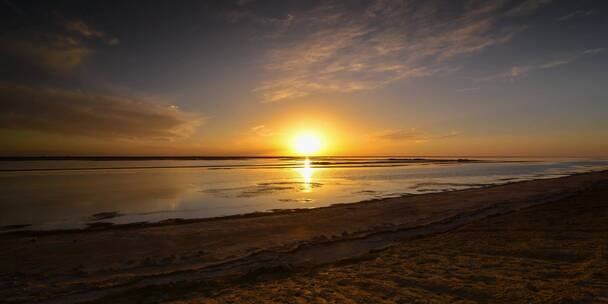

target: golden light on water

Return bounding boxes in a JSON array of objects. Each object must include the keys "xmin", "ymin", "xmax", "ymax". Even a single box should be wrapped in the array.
[
  {"xmin": 295, "ymin": 158, "xmax": 315, "ymax": 193},
  {"xmin": 290, "ymin": 131, "xmax": 323, "ymax": 192}
]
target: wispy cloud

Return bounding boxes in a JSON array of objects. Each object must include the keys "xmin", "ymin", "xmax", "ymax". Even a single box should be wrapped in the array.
[
  {"xmin": 250, "ymin": 125, "xmax": 278, "ymax": 137},
  {"xmin": 0, "ymin": 11, "xmax": 118, "ymax": 73},
  {"xmin": 1, "ymin": 39, "xmax": 93, "ymax": 72},
  {"xmin": 582, "ymin": 48, "xmax": 605, "ymax": 55},
  {"xmin": 55, "ymin": 12, "xmax": 120, "ymax": 45},
  {"xmin": 556, "ymin": 10, "xmax": 595, "ymax": 22},
  {"xmin": 455, "ymin": 87, "xmax": 481, "ymax": 93},
  {"xmin": 505, "ymin": 0, "xmax": 553, "ymax": 17},
  {"xmin": 479, "ymin": 48, "xmax": 605, "ymax": 81},
  {"xmin": 246, "ymin": 0, "xmax": 551, "ymax": 102},
  {"xmin": 374, "ymin": 128, "xmax": 460, "ymax": 143},
  {"xmin": 0, "ymin": 84, "xmax": 201, "ymax": 141}
]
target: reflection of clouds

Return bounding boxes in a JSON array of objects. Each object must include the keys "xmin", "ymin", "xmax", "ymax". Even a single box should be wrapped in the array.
[
  {"xmin": 278, "ymin": 198, "xmax": 313, "ymax": 203},
  {"xmin": 352, "ymin": 189, "xmax": 380, "ymax": 195},
  {"xmin": 203, "ymin": 181, "xmax": 322, "ymax": 198},
  {"xmin": 204, "ymin": 159, "xmax": 323, "ymax": 198},
  {"xmin": 409, "ymin": 182, "xmax": 491, "ymax": 189},
  {"xmin": 409, "ymin": 181, "xmax": 493, "ymax": 194},
  {"xmin": 0, "ymin": 171, "xmax": 188, "ymax": 227}
]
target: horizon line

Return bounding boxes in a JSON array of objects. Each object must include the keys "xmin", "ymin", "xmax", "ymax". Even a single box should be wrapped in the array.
[{"xmin": 0, "ymin": 155, "xmax": 605, "ymax": 160}]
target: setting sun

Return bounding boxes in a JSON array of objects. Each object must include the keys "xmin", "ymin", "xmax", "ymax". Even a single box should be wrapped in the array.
[{"xmin": 292, "ymin": 133, "xmax": 323, "ymax": 155}]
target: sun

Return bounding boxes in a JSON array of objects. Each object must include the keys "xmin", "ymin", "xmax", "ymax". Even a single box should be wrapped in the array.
[{"xmin": 292, "ymin": 133, "xmax": 323, "ymax": 156}]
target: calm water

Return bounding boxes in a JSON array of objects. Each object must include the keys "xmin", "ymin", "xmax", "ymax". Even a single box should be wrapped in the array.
[{"xmin": 1, "ymin": 157, "xmax": 607, "ymax": 231}]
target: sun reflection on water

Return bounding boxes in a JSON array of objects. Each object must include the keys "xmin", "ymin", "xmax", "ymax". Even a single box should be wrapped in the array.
[{"xmin": 295, "ymin": 158, "xmax": 315, "ymax": 192}]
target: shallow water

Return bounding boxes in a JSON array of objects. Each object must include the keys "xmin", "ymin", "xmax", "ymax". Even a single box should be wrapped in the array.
[{"xmin": 0, "ymin": 157, "xmax": 606, "ymax": 230}]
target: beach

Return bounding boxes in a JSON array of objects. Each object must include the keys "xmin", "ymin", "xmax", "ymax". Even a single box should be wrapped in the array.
[
  {"xmin": 1, "ymin": 170, "xmax": 607, "ymax": 303},
  {"xmin": 3, "ymin": 1, "xmax": 608, "ymax": 302},
  {"xmin": 166, "ymin": 170, "xmax": 608, "ymax": 304}
]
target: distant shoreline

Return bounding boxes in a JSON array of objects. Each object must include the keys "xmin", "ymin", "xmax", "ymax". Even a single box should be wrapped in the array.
[
  {"xmin": 0, "ymin": 157, "xmax": 484, "ymax": 172},
  {"xmin": 0, "ymin": 155, "xmax": 594, "ymax": 161},
  {"xmin": 0, "ymin": 156, "xmax": 288, "ymax": 161}
]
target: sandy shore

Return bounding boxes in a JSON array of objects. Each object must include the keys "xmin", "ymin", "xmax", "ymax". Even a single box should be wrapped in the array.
[
  {"xmin": 1, "ymin": 171, "xmax": 607, "ymax": 303},
  {"xmin": 160, "ymin": 171, "xmax": 608, "ymax": 304}
]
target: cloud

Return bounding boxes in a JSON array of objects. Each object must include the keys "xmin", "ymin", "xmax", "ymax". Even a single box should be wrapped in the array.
[
  {"xmin": 509, "ymin": 59, "xmax": 571, "ymax": 77},
  {"xmin": 62, "ymin": 20, "xmax": 119, "ymax": 45},
  {"xmin": 249, "ymin": 0, "xmax": 548, "ymax": 102},
  {"xmin": 582, "ymin": 48, "xmax": 605, "ymax": 55},
  {"xmin": 479, "ymin": 48, "xmax": 605, "ymax": 81},
  {"xmin": 0, "ymin": 84, "xmax": 201, "ymax": 141},
  {"xmin": 556, "ymin": 10, "xmax": 595, "ymax": 22},
  {"xmin": 505, "ymin": 0, "xmax": 553, "ymax": 17},
  {"xmin": 456, "ymin": 87, "xmax": 481, "ymax": 92},
  {"xmin": 374, "ymin": 129, "xmax": 460, "ymax": 143},
  {"xmin": 250, "ymin": 125, "xmax": 278, "ymax": 137},
  {"xmin": 0, "ymin": 11, "xmax": 118, "ymax": 74},
  {"xmin": 1, "ymin": 38, "xmax": 93, "ymax": 73},
  {"xmin": 53, "ymin": 11, "xmax": 119, "ymax": 45}
]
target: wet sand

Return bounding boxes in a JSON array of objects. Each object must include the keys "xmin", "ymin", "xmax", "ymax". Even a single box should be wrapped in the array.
[
  {"xmin": 161, "ymin": 171, "xmax": 608, "ymax": 304},
  {"xmin": 1, "ymin": 171, "xmax": 607, "ymax": 303}
]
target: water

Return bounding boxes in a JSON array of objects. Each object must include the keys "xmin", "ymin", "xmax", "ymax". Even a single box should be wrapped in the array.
[{"xmin": 1, "ymin": 157, "xmax": 607, "ymax": 231}]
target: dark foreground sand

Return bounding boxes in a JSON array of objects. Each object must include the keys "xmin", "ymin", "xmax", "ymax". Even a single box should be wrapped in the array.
[{"xmin": 1, "ymin": 171, "xmax": 607, "ymax": 303}]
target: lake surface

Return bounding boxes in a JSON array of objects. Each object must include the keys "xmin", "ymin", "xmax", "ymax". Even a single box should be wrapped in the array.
[{"xmin": 1, "ymin": 157, "xmax": 607, "ymax": 231}]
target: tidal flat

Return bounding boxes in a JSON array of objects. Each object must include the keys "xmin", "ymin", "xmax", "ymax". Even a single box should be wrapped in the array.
[{"xmin": 1, "ymin": 170, "xmax": 607, "ymax": 303}]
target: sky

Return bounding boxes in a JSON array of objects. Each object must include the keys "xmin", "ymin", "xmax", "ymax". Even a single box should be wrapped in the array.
[{"xmin": 1, "ymin": 0, "xmax": 607, "ymax": 157}]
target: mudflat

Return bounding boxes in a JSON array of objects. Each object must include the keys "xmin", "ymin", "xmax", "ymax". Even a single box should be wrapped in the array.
[
  {"xmin": 1, "ymin": 171, "xmax": 607, "ymax": 303},
  {"xmin": 161, "ymin": 170, "xmax": 608, "ymax": 304}
]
